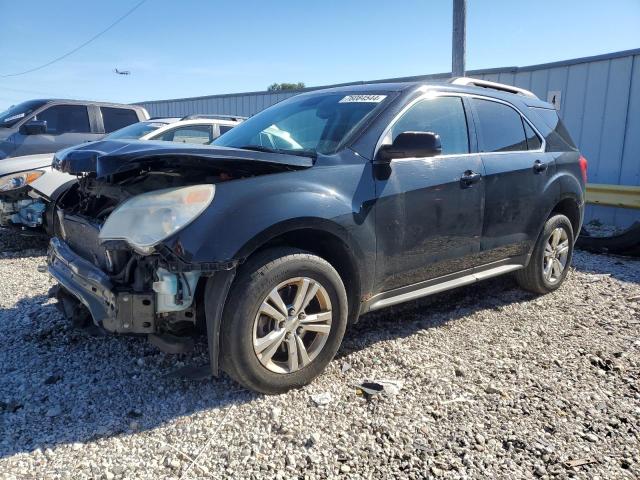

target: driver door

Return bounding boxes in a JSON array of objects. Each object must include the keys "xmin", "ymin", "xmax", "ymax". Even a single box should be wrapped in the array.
[
  {"xmin": 12, "ymin": 104, "xmax": 100, "ymax": 156},
  {"xmin": 374, "ymin": 95, "xmax": 485, "ymax": 292}
]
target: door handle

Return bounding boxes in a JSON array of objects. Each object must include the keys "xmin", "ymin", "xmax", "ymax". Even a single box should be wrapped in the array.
[
  {"xmin": 533, "ymin": 160, "xmax": 548, "ymax": 173},
  {"xmin": 460, "ymin": 170, "xmax": 482, "ymax": 188}
]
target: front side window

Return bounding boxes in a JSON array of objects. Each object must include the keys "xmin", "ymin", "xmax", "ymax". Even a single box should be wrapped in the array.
[
  {"xmin": 101, "ymin": 107, "xmax": 139, "ymax": 133},
  {"xmin": 213, "ymin": 92, "xmax": 390, "ymax": 156},
  {"xmin": 35, "ymin": 105, "xmax": 91, "ymax": 134},
  {"xmin": 154, "ymin": 125, "xmax": 213, "ymax": 144},
  {"xmin": 390, "ymin": 96, "xmax": 469, "ymax": 155},
  {"xmin": 472, "ymin": 99, "xmax": 528, "ymax": 152}
]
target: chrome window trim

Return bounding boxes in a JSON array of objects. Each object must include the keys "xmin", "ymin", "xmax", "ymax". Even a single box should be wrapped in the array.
[{"xmin": 373, "ymin": 89, "xmax": 546, "ymax": 160}]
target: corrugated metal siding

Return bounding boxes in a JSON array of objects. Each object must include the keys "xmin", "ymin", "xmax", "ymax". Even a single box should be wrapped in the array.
[
  {"xmin": 140, "ymin": 91, "xmax": 300, "ymax": 118},
  {"xmin": 137, "ymin": 49, "xmax": 640, "ymax": 227}
]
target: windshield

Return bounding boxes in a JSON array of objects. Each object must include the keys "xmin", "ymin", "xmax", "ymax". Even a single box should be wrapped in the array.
[
  {"xmin": 105, "ymin": 121, "xmax": 169, "ymax": 140},
  {"xmin": 213, "ymin": 92, "xmax": 389, "ymax": 155},
  {"xmin": 0, "ymin": 100, "xmax": 47, "ymax": 128}
]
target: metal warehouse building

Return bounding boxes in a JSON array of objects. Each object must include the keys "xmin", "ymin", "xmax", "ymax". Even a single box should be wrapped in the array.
[{"xmin": 137, "ymin": 48, "xmax": 640, "ymax": 227}]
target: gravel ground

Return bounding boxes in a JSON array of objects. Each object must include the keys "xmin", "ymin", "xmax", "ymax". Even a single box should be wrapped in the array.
[{"xmin": 1, "ymin": 227, "xmax": 639, "ymax": 480}]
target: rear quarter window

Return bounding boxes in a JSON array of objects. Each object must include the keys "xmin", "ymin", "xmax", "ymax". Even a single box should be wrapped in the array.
[
  {"xmin": 529, "ymin": 107, "xmax": 577, "ymax": 151},
  {"xmin": 101, "ymin": 107, "xmax": 140, "ymax": 133}
]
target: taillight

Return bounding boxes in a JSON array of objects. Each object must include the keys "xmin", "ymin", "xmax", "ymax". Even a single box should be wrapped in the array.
[{"xmin": 579, "ymin": 155, "xmax": 588, "ymax": 184}]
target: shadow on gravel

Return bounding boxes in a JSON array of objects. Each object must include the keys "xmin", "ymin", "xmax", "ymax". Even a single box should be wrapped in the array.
[
  {"xmin": 0, "ymin": 293, "xmax": 259, "ymax": 459},
  {"xmin": 0, "ymin": 250, "xmax": 625, "ymax": 459},
  {"xmin": 340, "ymin": 274, "xmax": 533, "ymax": 361}
]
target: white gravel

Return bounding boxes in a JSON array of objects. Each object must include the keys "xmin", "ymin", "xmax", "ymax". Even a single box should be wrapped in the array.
[{"xmin": 1, "ymin": 227, "xmax": 639, "ymax": 479}]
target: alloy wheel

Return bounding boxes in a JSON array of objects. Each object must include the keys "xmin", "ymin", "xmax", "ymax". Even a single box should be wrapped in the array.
[
  {"xmin": 543, "ymin": 227, "xmax": 570, "ymax": 284},
  {"xmin": 252, "ymin": 277, "xmax": 332, "ymax": 374}
]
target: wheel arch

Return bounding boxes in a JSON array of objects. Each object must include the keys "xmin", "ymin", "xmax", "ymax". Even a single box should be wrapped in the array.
[
  {"xmin": 549, "ymin": 195, "xmax": 582, "ymax": 238},
  {"xmin": 234, "ymin": 219, "xmax": 365, "ymax": 325}
]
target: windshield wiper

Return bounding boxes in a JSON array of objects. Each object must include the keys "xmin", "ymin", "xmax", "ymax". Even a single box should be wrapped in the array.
[
  {"xmin": 238, "ymin": 145, "xmax": 281, "ymax": 154},
  {"xmin": 278, "ymin": 148, "xmax": 317, "ymax": 159},
  {"xmin": 238, "ymin": 144, "xmax": 316, "ymax": 159}
]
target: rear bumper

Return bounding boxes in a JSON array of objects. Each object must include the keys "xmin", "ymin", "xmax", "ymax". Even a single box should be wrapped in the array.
[{"xmin": 47, "ymin": 237, "xmax": 155, "ymax": 333}]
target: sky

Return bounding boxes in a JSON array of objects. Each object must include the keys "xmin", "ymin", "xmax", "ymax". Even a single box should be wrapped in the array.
[{"xmin": 1, "ymin": 0, "xmax": 639, "ymax": 109}]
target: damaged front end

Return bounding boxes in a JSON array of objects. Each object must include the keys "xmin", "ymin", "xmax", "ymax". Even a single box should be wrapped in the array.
[
  {"xmin": 0, "ymin": 171, "xmax": 47, "ymax": 230},
  {"xmin": 0, "ymin": 195, "xmax": 47, "ymax": 229},
  {"xmin": 49, "ymin": 176, "xmax": 232, "ymax": 349},
  {"xmin": 46, "ymin": 141, "xmax": 311, "ymax": 357}
]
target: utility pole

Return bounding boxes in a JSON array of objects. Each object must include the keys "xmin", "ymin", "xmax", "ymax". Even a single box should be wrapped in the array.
[{"xmin": 452, "ymin": 0, "xmax": 466, "ymax": 77}]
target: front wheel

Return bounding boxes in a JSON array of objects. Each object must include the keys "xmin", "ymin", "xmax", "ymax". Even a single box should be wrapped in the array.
[
  {"xmin": 516, "ymin": 214, "xmax": 574, "ymax": 294},
  {"xmin": 219, "ymin": 248, "xmax": 348, "ymax": 394}
]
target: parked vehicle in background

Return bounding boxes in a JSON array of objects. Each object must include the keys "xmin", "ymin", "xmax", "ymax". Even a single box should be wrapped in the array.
[
  {"xmin": 45, "ymin": 79, "xmax": 585, "ymax": 394},
  {"xmin": 0, "ymin": 115, "xmax": 243, "ymax": 233},
  {"xmin": 0, "ymin": 99, "xmax": 149, "ymax": 159}
]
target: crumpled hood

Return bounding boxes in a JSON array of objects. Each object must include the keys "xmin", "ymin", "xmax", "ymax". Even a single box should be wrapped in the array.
[
  {"xmin": 0, "ymin": 153, "xmax": 55, "ymax": 177},
  {"xmin": 53, "ymin": 140, "xmax": 313, "ymax": 178}
]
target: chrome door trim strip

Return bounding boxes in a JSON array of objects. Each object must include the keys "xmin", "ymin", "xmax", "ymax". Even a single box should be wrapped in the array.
[{"xmin": 367, "ymin": 263, "xmax": 523, "ymax": 311}]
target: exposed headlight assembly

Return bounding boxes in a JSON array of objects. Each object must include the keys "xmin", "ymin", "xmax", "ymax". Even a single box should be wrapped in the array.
[
  {"xmin": 99, "ymin": 184, "xmax": 215, "ymax": 254},
  {"xmin": 0, "ymin": 170, "xmax": 44, "ymax": 192}
]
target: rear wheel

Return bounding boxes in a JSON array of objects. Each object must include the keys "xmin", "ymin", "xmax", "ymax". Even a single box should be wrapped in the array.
[
  {"xmin": 220, "ymin": 248, "xmax": 348, "ymax": 394},
  {"xmin": 516, "ymin": 214, "xmax": 574, "ymax": 294}
]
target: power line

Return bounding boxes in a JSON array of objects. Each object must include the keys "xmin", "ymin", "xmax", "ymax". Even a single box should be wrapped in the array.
[{"xmin": 0, "ymin": 0, "xmax": 147, "ymax": 78}]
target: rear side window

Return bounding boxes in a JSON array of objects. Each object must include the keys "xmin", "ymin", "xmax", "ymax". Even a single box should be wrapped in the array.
[
  {"xmin": 219, "ymin": 125, "xmax": 233, "ymax": 135},
  {"xmin": 101, "ymin": 107, "xmax": 139, "ymax": 133},
  {"xmin": 391, "ymin": 96, "xmax": 469, "ymax": 154},
  {"xmin": 156, "ymin": 125, "xmax": 213, "ymax": 144},
  {"xmin": 529, "ymin": 107, "xmax": 577, "ymax": 150},
  {"xmin": 35, "ymin": 105, "xmax": 91, "ymax": 134},
  {"xmin": 471, "ymin": 99, "xmax": 528, "ymax": 152}
]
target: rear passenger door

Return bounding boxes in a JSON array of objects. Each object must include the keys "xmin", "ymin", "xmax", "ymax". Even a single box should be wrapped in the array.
[
  {"xmin": 12, "ymin": 104, "xmax": 101, "ymax": 156},
  {"xmin": 469, "ymin": 97, "xmax": 553, "ymax": 264},
  {"xmin": 374, "ymin": 95, "xmax": 485, "ymax": 292}
]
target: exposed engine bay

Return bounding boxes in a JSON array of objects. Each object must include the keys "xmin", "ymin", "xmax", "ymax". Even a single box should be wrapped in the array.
[
  {"xmin": 52, "ymin": 163, "xmax": 239, "ymax": 343},
  {"xmin": 46, "ymin": 141, "xmax": 313, "ymax": 354},
  {"xmin": 0, "ymin": 194, "xmax": 47, "ymax": 229}
]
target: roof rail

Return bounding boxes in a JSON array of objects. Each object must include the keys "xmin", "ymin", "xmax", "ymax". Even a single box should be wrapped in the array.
[
  {"xmin": 448, "ymin": 77, "xmax": 538, "ymax": 99},
  {"xmin": 180, "ymin": 114, "xmax": 248, "ymax": 122}
]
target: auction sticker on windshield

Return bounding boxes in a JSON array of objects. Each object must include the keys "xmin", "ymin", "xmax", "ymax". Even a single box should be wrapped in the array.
[{"xmin": 339, "ymin": 95, "xmax": 387, "ymax": 103}]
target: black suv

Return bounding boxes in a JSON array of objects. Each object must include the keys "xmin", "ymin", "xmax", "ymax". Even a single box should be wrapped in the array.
[
  {"xmin": 46, "ymin": 78, "xmax": 586, "ymax": 393},
  {"xmin": 0, "ymin": 99, "xmax": 148, "ymax": 159}
]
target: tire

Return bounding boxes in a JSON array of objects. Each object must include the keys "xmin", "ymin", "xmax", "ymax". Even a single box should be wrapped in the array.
[
  {"xmin": 219, "ymin": 247, "xmax": 348, "ymax": 394},
  {"xmin": 516, "ymin": 214, "xmax": 574, "ymax": 294}
]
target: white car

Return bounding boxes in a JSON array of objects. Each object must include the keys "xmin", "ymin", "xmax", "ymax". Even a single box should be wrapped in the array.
[
  {"xmin": 109, "ymin": 115, "xmax": 241, "ymax": 143},
  {"xmin": 0, "ymin": 115, "xmax": 243, "ymax": 232}
]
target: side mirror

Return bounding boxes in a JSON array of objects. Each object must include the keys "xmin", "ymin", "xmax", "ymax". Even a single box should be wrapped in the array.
[
  {"xmin": 20, "ymin": 120, "xmax": 47, "ymax": 135},
  {"xmin": 376, "ymin": 131, "xmax": 442, "ymax": 162}
]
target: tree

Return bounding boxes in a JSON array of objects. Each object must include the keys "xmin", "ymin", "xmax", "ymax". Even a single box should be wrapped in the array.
[{"xmin": 267, "ymin": 82, "xmax": 306, "ymax": 91}]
